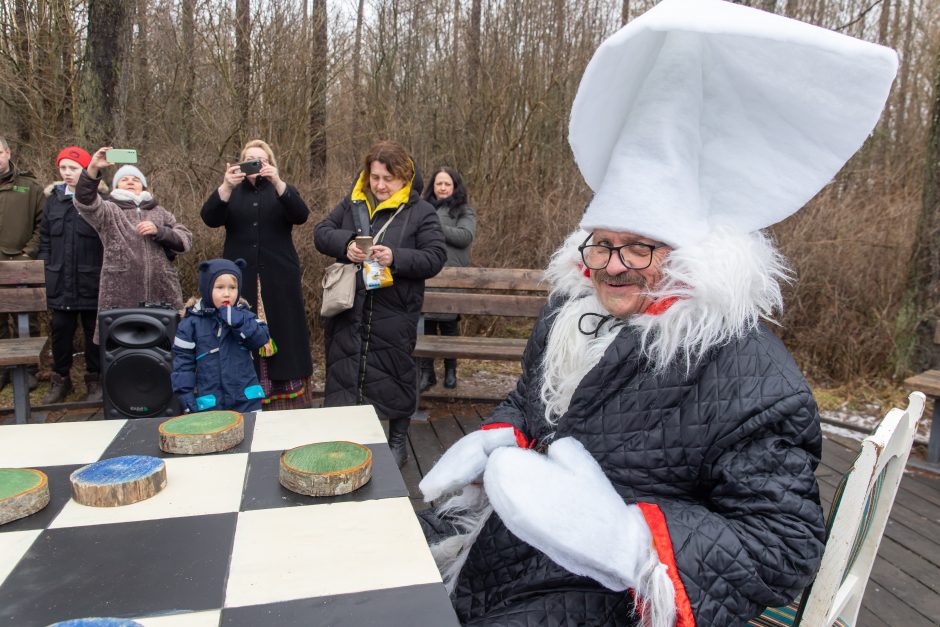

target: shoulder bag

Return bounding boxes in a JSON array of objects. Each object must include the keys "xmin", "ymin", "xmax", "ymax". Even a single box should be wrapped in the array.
[{"xmin": 320, "ymin": 205, "xmax": 405, "ymax": 318}]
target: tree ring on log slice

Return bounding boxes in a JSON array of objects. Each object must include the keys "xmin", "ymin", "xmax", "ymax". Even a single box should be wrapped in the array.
[
  {"xmin": 70, "ymin": 456, "xmax": 167, "ymax": 507},
  {"xmin": 0, "ymin": 468, "xmax": 50, "ymax": 525},
  {"xmin": 279, "ymin": 441, "xmax": 373, "ymax": 497},
  {"xmin": 49, "ymin": 620, "xmax": 143, "ymax": 627},
  {"xmin": 159, "ymin": 410, "xmax": 245, "ymax": 454}
]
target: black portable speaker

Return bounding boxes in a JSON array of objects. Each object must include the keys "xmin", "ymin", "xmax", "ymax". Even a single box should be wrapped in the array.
[{"xmin": 99, "ymin": 308, "xmax": 181, "ymax": 419}]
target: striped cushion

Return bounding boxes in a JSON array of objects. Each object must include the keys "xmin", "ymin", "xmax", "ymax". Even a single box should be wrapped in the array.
[{"xmin": 748, "ymin": 595, "xmax": 848, "ymax": 626}]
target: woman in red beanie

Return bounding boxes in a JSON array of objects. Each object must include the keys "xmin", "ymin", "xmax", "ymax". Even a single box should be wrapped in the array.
[{"xmin": 37, "ymin": 146, "xmax": 105, "ymax": 403}]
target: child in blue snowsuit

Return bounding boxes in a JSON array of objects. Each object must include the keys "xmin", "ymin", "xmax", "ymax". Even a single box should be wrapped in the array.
[{"xmin": 172, "ymin": 258, "xmax": 270, "ymax": 412}]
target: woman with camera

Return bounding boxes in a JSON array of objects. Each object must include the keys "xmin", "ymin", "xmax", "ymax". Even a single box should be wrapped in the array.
[
  {"xmin": 201, "ymin": 139, "xmax": 313, "ymax": 410},
  {"xmin": 314, "ymin": 141, "xmax": 446, "ymax": 467}
]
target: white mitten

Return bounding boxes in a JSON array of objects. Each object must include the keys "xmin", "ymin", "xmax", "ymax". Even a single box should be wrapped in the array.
[
  {"xmin": 483, "ymin": 437, "xmax": 653, "ymax": 591},
  {"xmin": 419, "ymin": 427, "xmax": 518, "ymax": 502}
]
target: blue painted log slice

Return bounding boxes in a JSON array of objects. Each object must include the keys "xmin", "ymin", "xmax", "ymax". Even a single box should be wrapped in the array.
[{"xmin": 69, "ymin": 456, "xmax": 167, "ymax": 507}]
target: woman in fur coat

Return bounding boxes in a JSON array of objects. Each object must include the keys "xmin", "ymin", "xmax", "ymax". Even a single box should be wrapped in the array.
[{"xmin": 75, "ymin": 147, "xmax": 192, "ymax": 343}]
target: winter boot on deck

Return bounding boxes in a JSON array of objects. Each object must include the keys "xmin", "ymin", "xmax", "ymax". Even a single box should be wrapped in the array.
[
  {"xmin": 41, "ymin": 372, "xmax": 72, "ymax": 405},
  {"xmin": 418, "ymin": 360, "xmax": 436, "ymax": 393},
  {"xmin": 388, "ymin": 418, "xmax": 411, "ymax": 468},
  {"xmin": 443, "ymin": 362, "xmax": 457, "ymax": 389},
  {"xmin": 84, "ymin": 373, "xmax": 103, "ymax": 403}
]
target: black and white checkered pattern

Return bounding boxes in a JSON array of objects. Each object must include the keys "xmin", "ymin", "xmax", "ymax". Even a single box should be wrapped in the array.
[{"xmin": 0, "ymin": 408, "xmax": 458, "ymax": 626}]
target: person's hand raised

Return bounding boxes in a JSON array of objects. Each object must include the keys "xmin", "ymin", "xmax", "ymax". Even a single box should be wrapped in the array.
[
  {"xmin": 137, "ymin": 220, "xmax": 158, "ymax": 237},
  {"xmin": 221, "ymin": 163, "xmax": 246, "ymax": 191},
  {"xmin": 87, "ymin": 147, "xmax": 113, "ymax": 179},
  {"xmin": 259, "ymin": 162, "xmax": 282, "ymax": 188}
]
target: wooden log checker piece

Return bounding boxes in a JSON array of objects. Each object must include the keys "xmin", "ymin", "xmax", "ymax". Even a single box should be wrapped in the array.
[
  {"xmin": 0, "ymin": 467, "xmax": 50, "ymax": 525},
  {"xmin": 279, "ymin": 441, "xmax": 373, "ymax": 497},
  {"xmin": 70, "ymin": 456, "xmax": 167, "ymax": 507},
  {"xmin": 159, "ymin": 410, "xmax": 245, "ymax": 455}
]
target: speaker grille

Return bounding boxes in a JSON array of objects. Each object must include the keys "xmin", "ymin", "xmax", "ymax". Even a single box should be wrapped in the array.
[
  {"xmin": 104, "ymin": 351, "xmax": 175, "ymax": 418},
  {"xmin": 106, "ymin": 315, "xmax": 171, "ymax": 350}
]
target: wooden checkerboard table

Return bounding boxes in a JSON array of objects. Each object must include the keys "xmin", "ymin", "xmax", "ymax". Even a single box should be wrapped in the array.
[{"xmin": 0, "ymin": 407, "xmax": 458, "ymax": 626}]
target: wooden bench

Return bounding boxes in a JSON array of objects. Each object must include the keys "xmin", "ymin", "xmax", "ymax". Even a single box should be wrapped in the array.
[
  {"xmin": 0, "ymin": 260, "xmax": 48, "ymax": 424},
  {"xmin": 903, "ymin": 326, "xmax": 940, "ymax": 465},
  {"xmin": 414, "ymin": 267, "xmax": 547, "ymax": 402}
]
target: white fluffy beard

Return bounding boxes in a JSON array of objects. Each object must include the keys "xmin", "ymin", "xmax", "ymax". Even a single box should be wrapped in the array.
[
  {"xmin": 539, "ymin": 292, "xmax": 622, "ymax": 425},
  {"xmin": 544, "ymin": 227, "xmax": 791, "ymax": 386}
]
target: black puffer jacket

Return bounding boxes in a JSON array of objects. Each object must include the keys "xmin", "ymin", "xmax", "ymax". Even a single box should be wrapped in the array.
[
  {"xmin": 38, "ymin": 183, "xmax": 103, "ymax": 310},
  {"xmin": 314, "ymin": 172, "xmax": 446, "ymax": 420},
  {"xmin": 453, "ymin": 301, "xmax": 826, "ymax": 626}
]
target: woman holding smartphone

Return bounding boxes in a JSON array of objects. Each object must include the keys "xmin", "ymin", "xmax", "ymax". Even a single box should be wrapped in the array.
[
  {"xmin": 201, "ymin": 139, "xmax": 313, "ymax": 410},
  {"xmin": 314, "ymin": 141, "xmax": 446, "ymax": 467}
]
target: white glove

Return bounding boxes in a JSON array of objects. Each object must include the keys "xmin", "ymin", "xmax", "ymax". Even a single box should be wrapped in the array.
[
  {"xmin": 483, "ymin": 436, "xmax": 653, "ymax": 591},
  {"xmin": 419, "ymin": 427, "xmax": 518, "ymax": 502}
]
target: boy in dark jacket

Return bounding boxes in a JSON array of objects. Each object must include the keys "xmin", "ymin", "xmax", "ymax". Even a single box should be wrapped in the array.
[
  {"xmin": 38, "ymin": 146, "xmax": 104, "ymax": 403},
  {"xmin": 172, "ymin": 258, "xmax": 269, "ymax": 413}
]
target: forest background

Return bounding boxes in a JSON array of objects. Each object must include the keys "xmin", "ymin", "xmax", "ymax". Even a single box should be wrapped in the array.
[{"xmin": 2, "ymin": 0, "xmax": 939, "ymax": 400}]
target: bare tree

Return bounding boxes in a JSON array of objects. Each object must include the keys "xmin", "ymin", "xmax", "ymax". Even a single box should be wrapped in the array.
[
  {"xmin": 235, "ymin": 0, "xmax": 251, "ymax": 141},
  {"xmin": 79, "ymin": 0, "xmax": 130, "ymax": 143},
  {"xmin": 181, "ymin": 0, "xmax": 196, "ymax": 151},
  {"xmin": 897, "ymin": 47, "xmax": 940, "ymax": 373},
  {"xmin": 309, "ymin": 0, "xmax": 328, "ymax": 189}
]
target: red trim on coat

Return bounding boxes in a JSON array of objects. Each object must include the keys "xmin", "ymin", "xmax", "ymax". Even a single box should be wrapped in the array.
[
  {"xmin": 637, "ymin": 502, "xmax": 696, "ymax": 627},
  {"xmin": 481, "ymin": 422, "xmax": 532, "ymax": 448},
  {"xmin": 642, "ymin": 296, "xmax": 679, "ymax": 316}
]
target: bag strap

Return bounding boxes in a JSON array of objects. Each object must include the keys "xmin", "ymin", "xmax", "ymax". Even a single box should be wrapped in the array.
[{"xmin": 373, "ymin": 205, "xmax": 405, "ymax": 245}]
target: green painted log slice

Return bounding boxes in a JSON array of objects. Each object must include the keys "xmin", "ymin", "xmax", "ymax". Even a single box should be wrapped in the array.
[
  {"xmin": 0, "ymin": 468, "xmax": 50, "ymax": 525},
  {"xmin": 159, "ymin": 411, "xmax": 244, "ymax": 454},
  {"xmin": 279, "ymin": 441, "xmax": 372, "ymax": 496}
]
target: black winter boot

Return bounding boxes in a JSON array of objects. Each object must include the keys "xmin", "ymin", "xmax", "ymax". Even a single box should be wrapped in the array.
[
  {"xmin": 42, "ymin": 372, "xmax": 72, "ymax": 405},
  {"xmin": 418, "ymin": 361, "xmax": 437, "ymax": 393},
  {"xmin": 443, "ymin": 364, "xmax": 457, "ymax": 389},
  {"xmin": 84, "ymin": 373, "xmax": 103, "ymax": 403},
  {"xmin": 387, "ymin": 418, "xmax": 411, "ymax": 468}
]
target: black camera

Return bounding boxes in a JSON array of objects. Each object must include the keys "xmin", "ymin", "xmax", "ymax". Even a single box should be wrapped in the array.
[{"xmin": 238, "ymin": 159, "xmax": 262, "ymax": 175}]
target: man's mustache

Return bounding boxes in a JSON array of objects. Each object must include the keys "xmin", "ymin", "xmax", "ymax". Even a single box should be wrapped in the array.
[{"xmin": 594, "ymin": 269, "xmax": 647, "ymax": 288}]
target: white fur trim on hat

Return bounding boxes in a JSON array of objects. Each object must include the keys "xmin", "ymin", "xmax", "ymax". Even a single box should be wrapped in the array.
[
  {"xmin": 570, "ymin": 0, "xmax": 898, "ymax": 248},
  {"xmin": 112, "ymin": 165, "xmax": 147, "ymax": 190}
]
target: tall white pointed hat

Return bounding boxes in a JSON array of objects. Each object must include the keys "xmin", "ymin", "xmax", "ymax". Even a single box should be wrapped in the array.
[{"xmin": 571, "ymin": 0, "xmax": 898, "ymax": 248}]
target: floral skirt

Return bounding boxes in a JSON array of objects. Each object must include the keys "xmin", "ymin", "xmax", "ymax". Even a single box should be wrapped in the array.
[{"xmin": 259, "ymin": 357, "xmax": 313, "ymax": 411}]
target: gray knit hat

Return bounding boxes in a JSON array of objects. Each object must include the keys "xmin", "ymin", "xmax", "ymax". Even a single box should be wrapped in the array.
[{"xmin": 112, "ymin": 165, "xmax": 148, "ymax": 190}]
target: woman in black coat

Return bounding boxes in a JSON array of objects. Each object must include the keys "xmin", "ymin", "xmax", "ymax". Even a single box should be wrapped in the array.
[
  {"xmin": 201, "ymin": 139, "xmax": 313, "ymax": 409},
  {"xmin": 314, "ymin": 141, "xmax": 446, "ymax": 467}
]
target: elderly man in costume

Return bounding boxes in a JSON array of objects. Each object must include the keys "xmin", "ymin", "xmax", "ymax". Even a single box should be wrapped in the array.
[{"xmin": 417, "ymin": 1, "xmax": 898, "ymax": 625}]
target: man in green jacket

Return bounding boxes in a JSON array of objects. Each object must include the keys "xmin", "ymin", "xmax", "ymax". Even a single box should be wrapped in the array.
[{"xmin": 0, "ymin": 136, "xmax": 44, "ymax": 390}]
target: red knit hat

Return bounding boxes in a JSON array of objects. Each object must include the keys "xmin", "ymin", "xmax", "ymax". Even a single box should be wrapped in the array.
[{"xmin": 56, "ymin": 146, "xmax": 91, "ymax": 168}]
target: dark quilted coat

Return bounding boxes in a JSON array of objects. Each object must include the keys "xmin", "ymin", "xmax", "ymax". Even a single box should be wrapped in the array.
[
  {"xmin": 313, "ymin": 176, "xmax": 446, "ymax": 420},
  {"xmin": 453, "ymin": 299, "xmax": 826, "ymax": 626},
  {"xmin": 38, "ymin": 184, "xmax": 103, "ymax": 311}
]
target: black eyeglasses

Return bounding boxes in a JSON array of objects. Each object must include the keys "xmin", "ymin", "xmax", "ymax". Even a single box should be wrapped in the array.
[{"xmin": 578, "ymin": 233, "xmax": 664, "ymax": 270}]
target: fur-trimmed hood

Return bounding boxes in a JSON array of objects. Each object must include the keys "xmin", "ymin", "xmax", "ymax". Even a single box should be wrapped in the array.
[
  {"xmin": 546, "ymin": 226, "xmax": 791, "ymax": 372},
  {"xmin": 45, "ymin": 180, "xmax": 109, "ymax": 197}
]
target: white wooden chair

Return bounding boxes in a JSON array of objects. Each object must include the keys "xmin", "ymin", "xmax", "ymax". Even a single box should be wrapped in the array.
[{"xmin": 750, "ymin": 391, "xmax": 926, "ymax": 627}]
